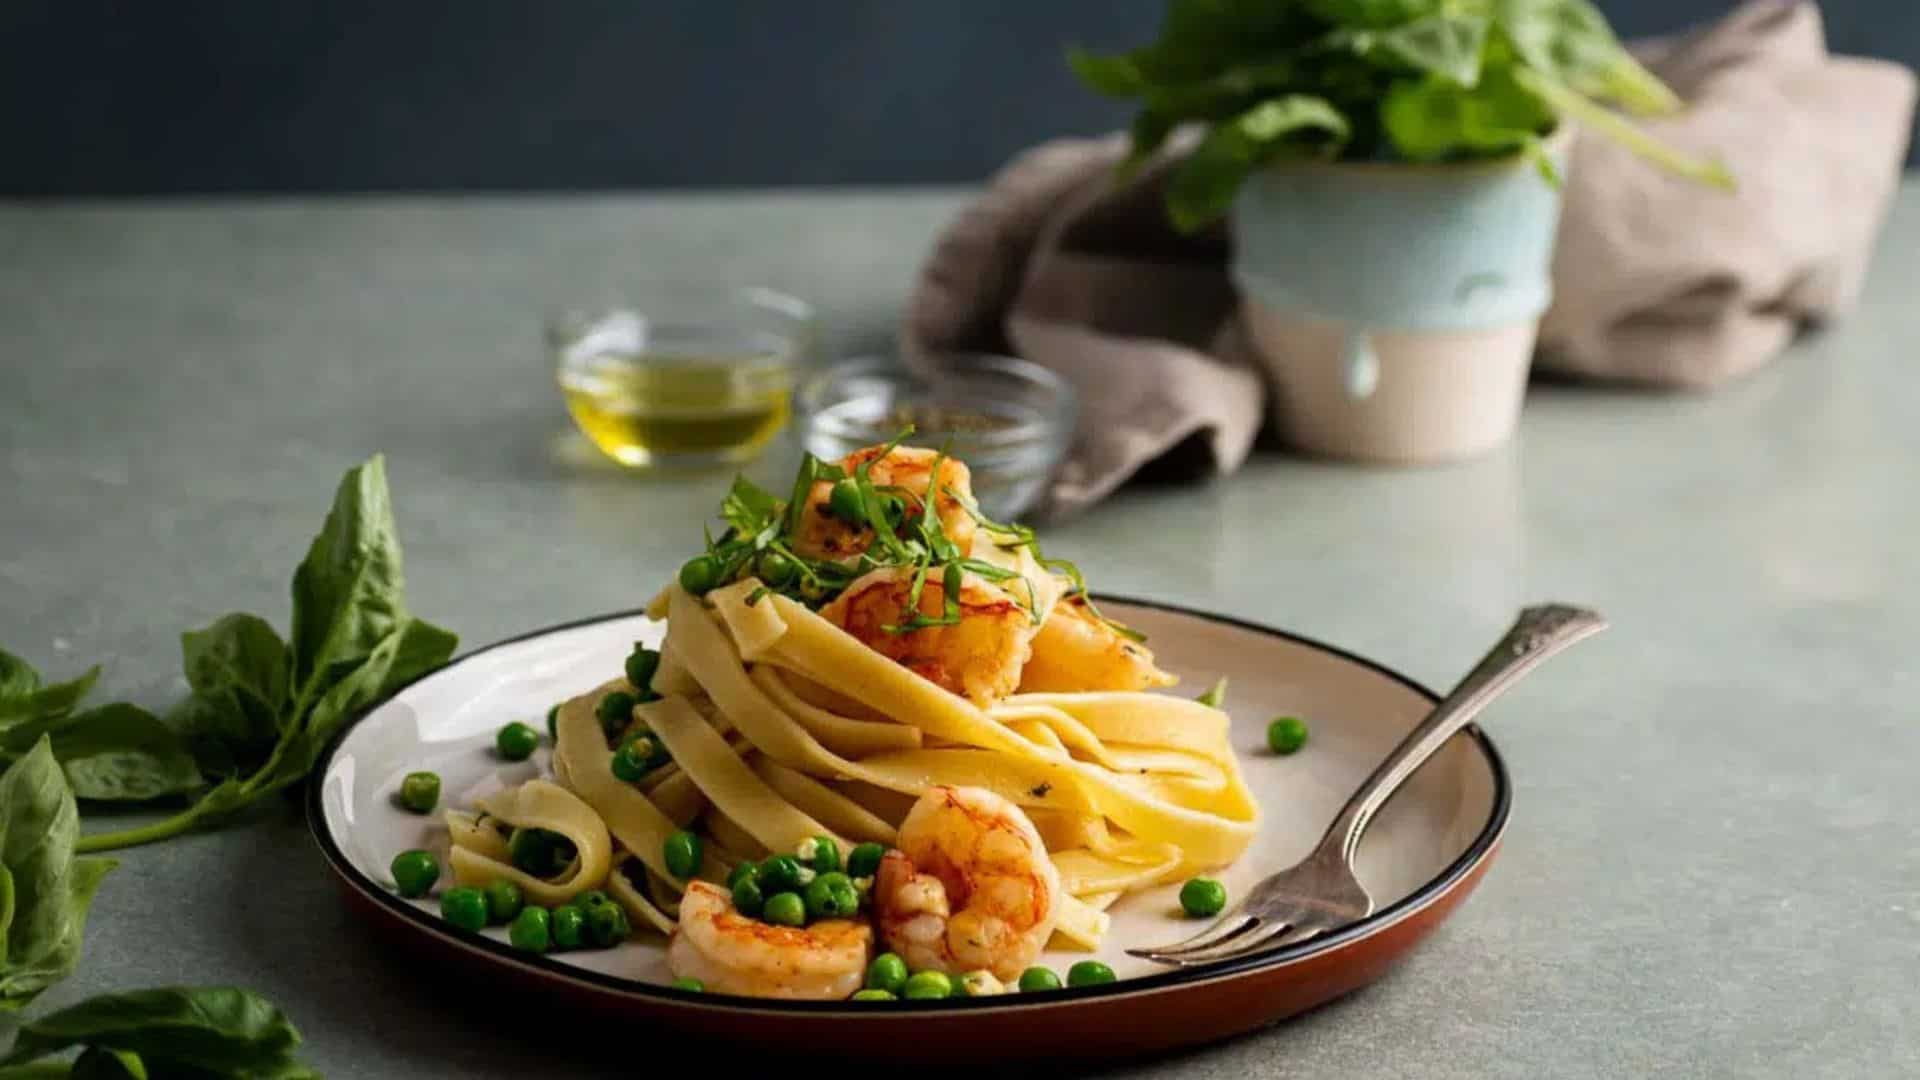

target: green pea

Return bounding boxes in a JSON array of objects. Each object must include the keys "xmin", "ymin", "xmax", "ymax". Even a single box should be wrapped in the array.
[
  {"xmin": 611, "ymin": 735, "xmax": 660, "ymax": 782},
  {"xmin": 1067, "ymin": 960, "xmax": 1116, "ymax": 987},
  {"xmin": 545, "ymin": 704, "xmax": 560, "ymax": 740},
  {"xmin": 759, "ymin": 854, "xmax": 804, "ymax": 893},
  {"xmin": 1017, "ymin": 966, "xmax": 1062, "ymax": 992},
  {"xmin": 495, "ymin": 721, "xmax": 538, "ymax": 761},
  {"xmin": 731, "ymin": 876, "xmax": 766, "ymax": 917},
  {"xmin": 439, "ymin": 886, "xmax": 489, "ymax": 932},
  {"xmin": 865, "ymin": 953, "xmax": 909, "ymax": 995},
  {"xmin": 902, "ymin": 971, "xmax": 954, "ymax": 1000},
  {"xmin": 484, "ymin": 879, "xmax": 524, "ymax": 924},
  {"xmin": 845, "ymin": 841, "xmax": 886, "ymax": 879},
  {"xmin": 801, "ymin": 835, "xmax": 840, "ymax": 874},
  {"xmin": 828, "ymin": 478, "xmax": 866, "ymax": 522},
  {"xmin": 804, "ymin": 872, "xmax": 858, "ymax": 919},
  {"xmin": 757, "ymin": 550, "xmax": 798, "ymax": 587},
  {"xmin": 1267, "ymin": 716, "xmax": 1309, "ymax": 755},
  {"xmin": 762, "ymin": 891, "xmax": 806, "ymax": 927},
  {"xmin": 624, "ymin": 646, "xmax": 661, "ymax": 692},
  {"xmin": 727, "ymin": 861, "xmax": 759, "ymax": 890},
  {"xmin": 670, "ymin": 977, "xmax": 704, "ymax": 992},
  {"xmin": 595, "ymin": 691, "xmax": 638, "ymax": 741},
  {"xmin": 390, "ymin": 849, "xmax": 440, "ymax": 898},
  {"xmin": 551, "ymin": 905, "xmax": 586, "ymax": 950},
  {"xmin": 508, "ymin": 828, "xmax": 578, "ymax": 879},
  {"xmin": 678, "ymin": 555, "xmax": 722, "ymax": 596},
  {"xmin": 1179, "ymin": 877, "xmax": 1228, "ymax": 918},
  {"xmin": 585, "ymin": 900, "xmax": 631, "ymax": 947},
  {"xmin": 397, "ymin": 771, "xmax": 440, "ymax": 814},
  {"xmin": 570, "ymin": 889, "xmax": 612, "ymax": 911},
  {"xmin": 507, "ymin": 906, "xmax": 551, "ymax": 952},
  {"xmin": 664, "ymin": 830, "xmax": 703, "ymax": 880},
  {"xmin": 850, "ymin": 989, "xmax": 896, "ymax": 1002}
]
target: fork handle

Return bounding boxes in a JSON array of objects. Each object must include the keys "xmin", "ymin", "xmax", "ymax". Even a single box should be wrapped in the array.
[{"xmin": 1319, "ymin": 604, "xmax": 1607, "ymax": 862}]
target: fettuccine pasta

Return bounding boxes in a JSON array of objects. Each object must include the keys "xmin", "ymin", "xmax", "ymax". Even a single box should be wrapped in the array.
[{"xmin": 441, "ymin": 438, "xmax": 1260, "ymax": 998}]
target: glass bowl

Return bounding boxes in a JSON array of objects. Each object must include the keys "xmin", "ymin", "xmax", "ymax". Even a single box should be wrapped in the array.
[
  {"xmin": 548, "ymin": 287, "xmax": 816, "ymax": 469},
  {"xmin": 798, "ymin": 354, "xmax": 1077, "ymax": 521}
]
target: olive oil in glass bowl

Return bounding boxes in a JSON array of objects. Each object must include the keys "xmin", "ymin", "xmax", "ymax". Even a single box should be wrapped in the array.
[{"xmin": 550, "ymin": 287, "xmax": 815, "ymax": 469}]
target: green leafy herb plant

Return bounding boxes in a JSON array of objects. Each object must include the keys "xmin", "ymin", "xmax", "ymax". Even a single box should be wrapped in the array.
[{"xmin": 1071, "ymin": 0, "xmax": 1735, "ymax": 230}]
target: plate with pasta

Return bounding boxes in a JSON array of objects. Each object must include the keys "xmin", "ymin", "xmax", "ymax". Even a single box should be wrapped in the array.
[{"xmin": 308, "ymin": 438, "xmax": 1510, "ymax": 1061}]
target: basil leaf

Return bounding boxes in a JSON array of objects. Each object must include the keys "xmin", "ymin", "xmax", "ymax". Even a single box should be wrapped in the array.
[
  {"xmin": 1369, "ymin": 14, "xmax": 1488, "ymax": 87},
  {"xmin": 0, "ymin": 740, "xmax": 117, "ymax": 1009},
  {"xmin": 1067, "ymin": 46, "xmax": 1150, "ymax": 98},
  {"xmin": 0, "ymin": 647, "xmax": 201, "ymax": 804},
  {"xmin": 0, "ymin": 667, "xmax": 100, "ymax": 731},
  {"xmin": 0, "ymin": 650, "xmax": 39, "ymax": 701},
  {"xmin": 175, "ymin": 614, "xmax": 290, "ymax": 771},
  {"xmin": 719, "ymin": 476, "xmax": 781, "ymax": 540},
  {"xmin": 0, "ymin": 1064, "xmax": 76, "ymax": 1079},
  {"xmin": 1167, "ymin": 95, "xmax": 1350, "ymax": 232},
  {"xmin": 287, "ymin": 455, "xmax": 411, "ymax": 700},
  {"xmin": 1381, "ymin": 65, "xmax": 1554, "ymax": 161},
  {"xmin": 0, "ymin": 987, "xmax": 309, "ymax": 1076},
  {"xmin": 49, "ymin": 706, "xmax": 203, "ymax": 804},
  {"xmin": 1303, "ymin": 0, "xmax": 1439, "ymax": 29},
  {"xmin": 376, "ymin": 617, "xmax": 457, "ymax": 701},
  {"xmin": 71, "ymin": 1048, "xmax": 146, "ymax": 1080},
  {"xmin": 1495, "ymin": 0, "xmax": 1677, "ymax": 116}
]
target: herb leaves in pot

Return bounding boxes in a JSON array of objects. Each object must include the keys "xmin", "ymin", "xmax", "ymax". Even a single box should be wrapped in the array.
[{"xmin": 1070, "ymin": 0, "xmax": 1735, "ymax": 231}]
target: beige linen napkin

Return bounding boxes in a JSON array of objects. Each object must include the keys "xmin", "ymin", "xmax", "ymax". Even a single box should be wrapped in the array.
[
  {"xmin": 904, "ymin": 131, "xmax": 1264, "ymax": 514},
  {"xmin": 1538, "ymin": 0, "xmax": 1917, "ymax": 386},
  {"xmin": 904, "ymin": 0, "xmax": 1916, "ymax": 513}
]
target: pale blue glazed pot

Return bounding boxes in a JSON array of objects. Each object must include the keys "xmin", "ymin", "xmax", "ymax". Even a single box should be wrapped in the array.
[{"xmin": 1232, "ymin": 133, "xmax": 1570, "ymax": 462}]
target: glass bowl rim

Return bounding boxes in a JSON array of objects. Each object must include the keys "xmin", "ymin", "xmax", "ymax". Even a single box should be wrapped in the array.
[
  {"xmin": 545, "ymin": 285, "xmax": 818, "ymax": 348},
  {"xmin": 799, "ymin": 353, "xmax": 1078, "ymax": 452}
]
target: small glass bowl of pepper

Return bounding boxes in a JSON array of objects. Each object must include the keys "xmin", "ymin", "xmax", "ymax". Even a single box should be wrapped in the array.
[{"xmin": 798, "ymin": 353, "xmax": 1077, "ymax": 522}]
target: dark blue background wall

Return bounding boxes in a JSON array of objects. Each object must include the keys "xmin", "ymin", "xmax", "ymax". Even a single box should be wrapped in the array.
[{"xmin": 2, "ymin": 0, "xmax": 1911, "ymax": 195}]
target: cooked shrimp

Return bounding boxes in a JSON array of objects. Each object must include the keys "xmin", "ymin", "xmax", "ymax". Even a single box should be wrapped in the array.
[
  {"xmin": 820, "ymin": 566, "xmax": 1035, "ymax": 706},
  {"xmin": 873, "ymin": 785, "xmax": 1060, "ymax": 982},
  {"xmin": 667, "ymin": 881, "xmax": 872, "ymax": 1000},
  {"xmin": 1018, "ymin": 591, "xmax": 1175, "ymax": 693},
  {"xmin": 790, "ymin": 445, "xmax": 978, "ymax": 563}
]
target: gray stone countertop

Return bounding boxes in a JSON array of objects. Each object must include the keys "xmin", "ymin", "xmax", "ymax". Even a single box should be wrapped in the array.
[{"xmin": 2, "ymin": 187, "xmax": 1915, "ymax": 1078}]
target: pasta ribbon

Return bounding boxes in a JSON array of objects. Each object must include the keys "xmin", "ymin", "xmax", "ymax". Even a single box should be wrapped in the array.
[
  {"xmin": 553, "ymin": 686, "xmax": 697, "ymax": 886},
  {"xmin": 446, "ymin": 780, "xmax": 612, "ymax": 906},
  {"xmin": 537, "ymin": 578, "xmax": 1258, "ymax": 952}
]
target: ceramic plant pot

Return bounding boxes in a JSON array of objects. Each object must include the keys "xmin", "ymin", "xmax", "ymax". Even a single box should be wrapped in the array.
[{"xmin": 1232, "ymin": 135, "xmax": 1569, "ymax": 464}]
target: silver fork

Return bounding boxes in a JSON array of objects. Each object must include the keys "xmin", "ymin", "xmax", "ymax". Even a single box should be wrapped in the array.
[{"xmin": 1128, "ymin": 603, "xmax": 1607, "ymax": 968}]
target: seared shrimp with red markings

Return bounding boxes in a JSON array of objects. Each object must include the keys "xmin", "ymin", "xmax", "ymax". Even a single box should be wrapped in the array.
[
  {"xmin": 790, "ymin": 446, "xmax": 978, "ymax": 563},
  {"xmin": 872, "ymin": 785, "xmax": 1060, "ymax": 982},
  {"xmin": 667, "ymin": 881, "xmax": 872, "ymax": 1000},
  {"xmin": 1018, "ymin": 590, "xmax": 1174, "ymax": 693},
  {"xmin": 820, "ymin": 567, "xmax": 1036, "ymax": 706}
]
